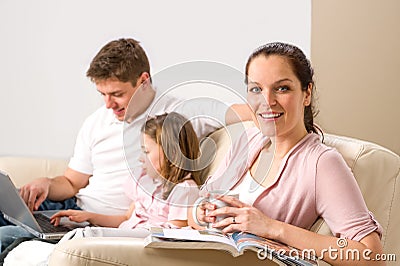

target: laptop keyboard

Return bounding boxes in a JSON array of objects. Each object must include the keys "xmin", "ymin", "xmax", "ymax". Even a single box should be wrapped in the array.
[{"xmin": 34, "ymin": 213, "xmax": 70, "ymax": 233}]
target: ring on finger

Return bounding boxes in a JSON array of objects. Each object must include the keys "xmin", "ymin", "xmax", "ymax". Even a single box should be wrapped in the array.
[{"xmin": 232, "ymin": 216, "xmax": 236, "ymax": 224}]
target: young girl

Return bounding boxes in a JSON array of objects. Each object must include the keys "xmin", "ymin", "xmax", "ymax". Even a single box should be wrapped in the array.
[{"xmin": 51, "ymin": 112, "xmax": 202, "ymax": 229}]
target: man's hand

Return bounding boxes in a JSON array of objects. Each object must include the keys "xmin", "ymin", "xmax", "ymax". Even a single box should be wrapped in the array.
[{"xmin": 19, "ymin": 177, "xmax": 51, "ymax": 212}]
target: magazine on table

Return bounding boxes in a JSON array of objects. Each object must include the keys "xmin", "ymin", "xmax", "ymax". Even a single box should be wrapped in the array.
[{"xmin": 144, "ymin": 227, "xmax": 318, "ymax": 266}]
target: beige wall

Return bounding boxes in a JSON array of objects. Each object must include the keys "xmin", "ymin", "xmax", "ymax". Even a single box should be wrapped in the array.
[{"xmin": 311, "ymin": 0, "xmax": 400, "ymax": 155}]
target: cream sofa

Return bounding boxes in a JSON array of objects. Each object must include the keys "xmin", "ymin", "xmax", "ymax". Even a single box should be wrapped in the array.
[{"xmin": 0, "ymin": 122, "xmax": 399, "ymax": 265}]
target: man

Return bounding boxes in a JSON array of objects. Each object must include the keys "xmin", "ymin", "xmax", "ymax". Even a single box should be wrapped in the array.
[{"xmin": 0, "ymin": 38, "xmax": 251, "ymax": 251}]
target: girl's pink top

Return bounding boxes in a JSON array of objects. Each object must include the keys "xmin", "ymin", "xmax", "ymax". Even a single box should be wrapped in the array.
[
  {"xmin": 203, "ymin": 127, "xmax": 382, "ymax": 241},
  {"xmin": 119, "ymin": 169, "xmax": 199, "ymax": 229}
]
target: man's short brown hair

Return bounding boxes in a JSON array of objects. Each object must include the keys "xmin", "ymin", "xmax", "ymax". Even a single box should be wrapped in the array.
[{"xmin": 86, "ymin": 38, "xmax": 150, "ymax": 85}]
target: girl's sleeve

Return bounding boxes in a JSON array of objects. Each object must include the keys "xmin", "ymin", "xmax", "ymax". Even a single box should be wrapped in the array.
[
  {"xmin": 167, "ymin": 180, "xmax": 200, "ymax": 221},
  {"xmin": 315, "ymin": 149, "xmax": 382, "ymax": 241}
]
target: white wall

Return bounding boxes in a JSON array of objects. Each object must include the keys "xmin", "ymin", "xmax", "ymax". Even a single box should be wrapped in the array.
[{"xmin": 0, "ymin": 0, "xmax": 311, "ymax": 159}]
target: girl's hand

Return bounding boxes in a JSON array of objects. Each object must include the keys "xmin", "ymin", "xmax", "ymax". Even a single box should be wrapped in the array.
[
  {"xmin": 208, "ymin": 195, "xmax": 279, "ymax": 239},
  {"xmin": 50, "ymin": 210, "xmax": 91, "ymax": 226}
]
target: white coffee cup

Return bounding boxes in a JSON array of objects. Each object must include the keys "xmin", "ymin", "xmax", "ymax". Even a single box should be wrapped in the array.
[{"xmin": 193, "ymin": 190, "xmax": 239, "ymax": 229}]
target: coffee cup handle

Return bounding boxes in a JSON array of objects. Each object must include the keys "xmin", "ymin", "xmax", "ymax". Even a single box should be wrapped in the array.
[{"xmin": 192, "ymin": 197, "xmax": 209, "ymax": 227}]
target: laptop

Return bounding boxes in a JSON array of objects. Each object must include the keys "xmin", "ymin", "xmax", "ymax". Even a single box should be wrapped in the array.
[{"xmin": 0, "ymin": 171, "xmax": 89, "ymax": 240}]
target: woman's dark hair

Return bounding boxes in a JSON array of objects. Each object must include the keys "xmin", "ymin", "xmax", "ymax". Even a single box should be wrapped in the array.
[
  {"xmin": 245, "ymin": 42, "xmax": 321, "ymax": 135},
  {"xmin": 142, "ymin": 112, "xmax": 201, "ymax": 200}
]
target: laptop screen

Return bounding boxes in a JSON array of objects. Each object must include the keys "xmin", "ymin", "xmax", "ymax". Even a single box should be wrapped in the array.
[{"xmin": 0, "ymin": 172, "xmax": 43, "ymax": 231}]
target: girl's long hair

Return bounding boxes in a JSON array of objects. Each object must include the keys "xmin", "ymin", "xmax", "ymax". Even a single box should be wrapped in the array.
[{"xmin": 142, "ymin": 112, "xmax": 201, "ymax": 200}]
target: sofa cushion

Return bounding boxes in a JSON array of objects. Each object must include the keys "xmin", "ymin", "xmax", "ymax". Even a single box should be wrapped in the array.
[{"xmin": 49, "ymin": 237, "xmax": 281, "ymax": 266}]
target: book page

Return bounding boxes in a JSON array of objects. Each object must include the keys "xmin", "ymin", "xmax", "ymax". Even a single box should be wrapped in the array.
[
  {"xmin": 232, "ymin": 232, "xmax": 291, "ymax": 251},
  {"xmin": 232, "ymin": 232, "xmax": 317, "ymax": 265},
  {"xmin": 160, "ymin": 228, "xmax": 237, "ymax": 249},
  {"xmin": 146, "ymin": 228, "xmax": 317, "ymax": 264}
]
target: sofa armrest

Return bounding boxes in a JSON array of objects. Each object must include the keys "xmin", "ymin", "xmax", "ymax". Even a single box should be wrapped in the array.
[
  {"xmin": 48, "ymin": 237, "xmax": 283, "ymax": 266},
  {"xmin": 0, "ymin": 156, "xmax": 68, "ymax": 187},
  {"xmin": 324, "ymin": 134, "xmax": 400, "ymax": 255}
]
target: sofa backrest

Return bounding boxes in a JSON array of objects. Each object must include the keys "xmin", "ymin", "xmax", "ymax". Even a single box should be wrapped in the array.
[
  {"xmin": 0, "ymin": 156, "xmax": 68, "ymax": 187},
  {"xmin": 199, "ymin": 121, "xmax": 254, "ymax": 180},
  {"xmin": 200, "ymin": 122, "xmax": 400, "ymax": 254}
]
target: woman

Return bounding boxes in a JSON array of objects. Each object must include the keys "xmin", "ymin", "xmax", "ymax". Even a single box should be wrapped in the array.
[{"xmin": 190, "ymin": 42, "xmax": 383, "ymax": 265}]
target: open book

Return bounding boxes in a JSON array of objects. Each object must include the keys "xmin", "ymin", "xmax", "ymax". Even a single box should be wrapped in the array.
[{"xmin": 144, "ymin": 228, "xmax": 318, "ymax": 266}]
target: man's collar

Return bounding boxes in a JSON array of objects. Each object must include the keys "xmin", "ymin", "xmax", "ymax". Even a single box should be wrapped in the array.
[{"xmin": 104, "ymin": 107, "xmax": 123, "ymax": 125}]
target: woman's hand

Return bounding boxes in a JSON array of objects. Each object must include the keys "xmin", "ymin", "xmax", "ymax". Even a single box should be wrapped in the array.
[{"xmin": 207, "ymin": 195, "xmax": 280, "ymax": 239}]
